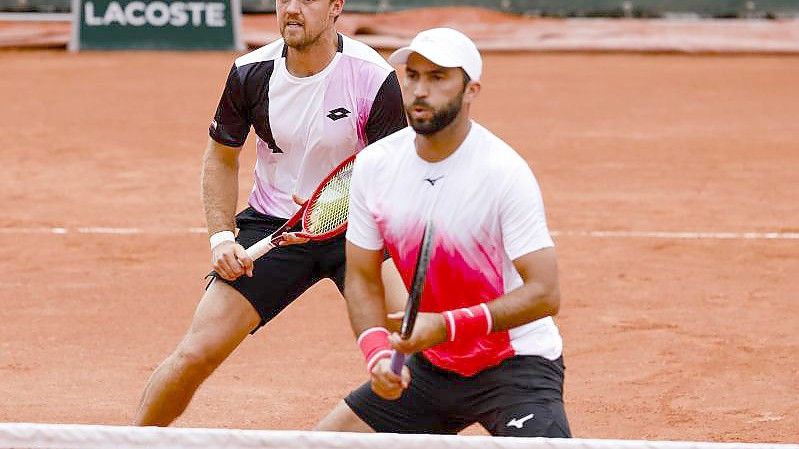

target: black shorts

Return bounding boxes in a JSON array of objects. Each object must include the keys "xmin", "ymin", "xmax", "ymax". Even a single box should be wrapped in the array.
[
  {"xmin": 345, "ymin": 354, "xmax": 572, "ymax": 437},
  {"xmin": 208, "ymin": 207, "xmax": 346, "ymax": 331}
]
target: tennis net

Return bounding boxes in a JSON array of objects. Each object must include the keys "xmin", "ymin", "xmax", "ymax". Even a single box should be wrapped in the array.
[{"xmin": 1, "ymin": 423, "xmax": 797, "ymax": 449}]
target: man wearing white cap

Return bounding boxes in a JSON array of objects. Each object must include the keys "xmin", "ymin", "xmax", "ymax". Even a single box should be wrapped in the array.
[{"xmin": 315, "ymin": 28, "xmax": 571, "ymax": 437}]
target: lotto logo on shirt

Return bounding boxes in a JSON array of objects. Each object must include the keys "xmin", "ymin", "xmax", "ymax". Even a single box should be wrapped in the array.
[{"xmin": 83, "ymin": 0, "xmax": 227, "ymax": 27}]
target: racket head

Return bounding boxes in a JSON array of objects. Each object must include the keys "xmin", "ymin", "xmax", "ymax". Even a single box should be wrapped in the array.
[
  {"xmin": 399, "ymin": 220, "xmax": 435, "ymax": 340},
  {"xmin": 299, "ymin": 155, "xmax": 356, "ymax": 241}
]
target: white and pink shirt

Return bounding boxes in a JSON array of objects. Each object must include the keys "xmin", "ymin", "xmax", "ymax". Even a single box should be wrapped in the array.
[
  {"xmin": 347, "ymin": 122, "xmax": 563, "ymax": 377},
  {"xmin": 210, "ymin": 34, "xmax": 406, "ymax": 219}
]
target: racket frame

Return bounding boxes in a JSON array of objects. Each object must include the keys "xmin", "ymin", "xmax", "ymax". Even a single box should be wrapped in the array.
[
  {"xmin": 244, "ymin": 154, "xmax": 356, "ymax": 261},
  {"xmin": 390, "ymin": 220, "xmax": 435, "ymax": 374},
  {"xmin": 297, "ymin": 154, "xmax": 356, "ymax": 241}
]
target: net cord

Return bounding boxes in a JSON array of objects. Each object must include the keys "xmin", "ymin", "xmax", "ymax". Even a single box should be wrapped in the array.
[{"xmin": 0, "ymin": 424, "xmax": 796, "ymax": 449}]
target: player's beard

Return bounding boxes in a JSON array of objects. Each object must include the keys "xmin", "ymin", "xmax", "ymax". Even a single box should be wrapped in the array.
[
  {"xmin": 281, "ymin": 22, "xmax": 327, "ymax": 50},
  {"xmin": 406, "ymin": 91, "xmax": 465, "ymax": 136}
]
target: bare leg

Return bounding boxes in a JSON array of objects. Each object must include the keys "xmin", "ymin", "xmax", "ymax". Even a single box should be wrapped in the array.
[
  {"xmin": 133, "ymin": 280, "xmax": 260, "ymax": 426},
  {"xmin": 314, "ymin": 400, "xmax": 374, "ymax": 432}
]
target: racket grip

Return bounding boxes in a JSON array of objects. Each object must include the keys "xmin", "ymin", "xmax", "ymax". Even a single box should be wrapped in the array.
[
  {"xmin": 390, "ymin": 350, "xmax": 406, "ymax": 375},
  {"xmin": 245, "ymin": 237, "xmax": 276, "ymax": 261}
]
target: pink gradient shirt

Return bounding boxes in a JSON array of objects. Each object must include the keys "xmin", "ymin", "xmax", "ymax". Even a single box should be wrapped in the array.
[{"xmin": 347, "ymin": 122, "xmax": 563, "ymax": 377}]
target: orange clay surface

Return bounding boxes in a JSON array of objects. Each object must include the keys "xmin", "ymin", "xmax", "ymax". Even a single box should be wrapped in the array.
[{"xmin": 1, "ymin": 36, "xmax": 798, "ymax": 444}]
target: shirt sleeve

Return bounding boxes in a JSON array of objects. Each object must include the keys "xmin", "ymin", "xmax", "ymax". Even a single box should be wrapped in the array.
[
  {"xmin": 364, "ymin": 71, "xmax": 407, "ymax": 145},
  {"xmin": 209, "ymin": 63, "xmax": 251, "ymax": 147},
  {"xmin": 500, "ymin": 164, "xmax": 554, "ymax": 261},
  {"xmin": 346, "ymin": 151, "xmax": 384, "ymax": 251}
]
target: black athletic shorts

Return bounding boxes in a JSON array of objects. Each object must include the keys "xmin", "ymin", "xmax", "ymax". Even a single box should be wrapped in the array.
[
  {"xmin": 345, "ymin": 353, "xmax": 572, "ymax": 437},
  {"xmin": 207, "ymin": 207, "xmax": 346, "ymax": 331}
]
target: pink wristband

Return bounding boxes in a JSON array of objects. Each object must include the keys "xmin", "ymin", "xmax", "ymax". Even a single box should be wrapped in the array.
[
  {"xmin": 357, "ymin": 327, "xmax": 391, "ymax": 373},
  {"xmin": 443, "ymin": 303, "xmax": 493, "ymax": 342}
]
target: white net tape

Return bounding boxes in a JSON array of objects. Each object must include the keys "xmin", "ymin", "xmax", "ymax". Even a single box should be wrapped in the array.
[{"xmin": 0, "ymin": 424, "xmax": 796, "ymax": 449}]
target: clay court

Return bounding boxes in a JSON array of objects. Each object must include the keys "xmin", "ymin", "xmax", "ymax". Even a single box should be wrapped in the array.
[{"xmin": 0, "ymin": 8, "xmax": 798, "ymax": 445}]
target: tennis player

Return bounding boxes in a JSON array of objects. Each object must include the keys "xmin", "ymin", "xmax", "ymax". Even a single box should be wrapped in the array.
[
  {"xmin": 133, "ymin": 0, "xmax": 407, "ymax": 426},
  {"xmin": 315, "ymin": 28, "xmax": 572, "ymax": 437}
]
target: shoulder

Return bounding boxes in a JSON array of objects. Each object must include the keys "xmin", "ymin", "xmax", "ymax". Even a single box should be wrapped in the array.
[
  {"xmin": 356, "ymin": 127, "xmax": 414, "ymax": 168},
  {"xmin": 339, "ymin": 34, "xmax": 394, "ymax": 74},
  {"xmin": 234, "ymin": 39, "xmax": 284, "ymax": 68},
  {"xmin": 470, "ymin": 122, "xmax": 530, "ymax": 171},
  {"xmin": 466, "ymin": 123, "xmax": 540, "ymax": 196}
]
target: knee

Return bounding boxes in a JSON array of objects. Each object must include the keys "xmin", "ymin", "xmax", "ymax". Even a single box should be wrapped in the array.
[{"xmin": 171, "ymin": 344, "xmax": 224, "ymax": 378}]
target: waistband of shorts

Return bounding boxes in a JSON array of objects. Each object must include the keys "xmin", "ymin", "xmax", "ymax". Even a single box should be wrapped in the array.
[
  {"xmin": 414, "ymin": 352, "xmax": 565, "ymax": 379},
  {"xmin": 237, "ymin": 206, "xmax": 302, "ymax": 231},
  {"xmin": 413, "ymin": 352, "xmax": 471, "ymax": 378},
  {"xmin": 242, "ymin": 206, "xmax": 289, "ymax": 223}
]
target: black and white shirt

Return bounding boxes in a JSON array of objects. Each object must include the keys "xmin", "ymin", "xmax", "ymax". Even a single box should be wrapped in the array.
[{"xmin": 210, "ymin": 34, "xmax": 406, "ymax": 218}]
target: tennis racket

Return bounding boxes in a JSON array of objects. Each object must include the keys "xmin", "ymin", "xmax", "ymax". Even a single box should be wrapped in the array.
[
  {"xmin": 390, "ymin": 220, "xmax": 435, "ymax": 375},
  {"xmin": 245, "ymin": 154, "xmax": 356, "ymax": 261}
]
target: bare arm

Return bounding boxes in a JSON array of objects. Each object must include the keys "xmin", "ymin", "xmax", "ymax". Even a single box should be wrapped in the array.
[
  {"xmin": 202, "ymin": 137, "xmax": 241, "ymax": 236},
  {"xmin": 344, "ymin": 241, "xmax": 388, "ymax": 336},
  {"xmin": 345, "ymin": 241, "xmax": 411, "ymax": 399},
  {"xmin": 201, "ymin": 137, "xmax": 253, "ymax": 280},
  {"xmin": 487, "ymin": 247, "xmax": 560, "ymax": 331}
]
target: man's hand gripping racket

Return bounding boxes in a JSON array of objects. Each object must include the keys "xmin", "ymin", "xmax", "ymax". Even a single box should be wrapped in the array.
[
  {"xmin": 390, "ymin": 220, "xmax": 435, "ymax": 374},
  {"xmin": 245, "ymin": 155, "xmax": 355, "ymax": 261}
]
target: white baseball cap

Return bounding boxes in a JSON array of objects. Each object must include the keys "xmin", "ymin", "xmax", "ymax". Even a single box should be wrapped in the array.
[{"xmin": 388, "ymin": 27, "xmax": 482, "ymax": 81}]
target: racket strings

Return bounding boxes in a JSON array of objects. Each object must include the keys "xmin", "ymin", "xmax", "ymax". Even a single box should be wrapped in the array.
[{"xmin": 305, "ymin": 160, "xmax": 354, "ymax": 234}]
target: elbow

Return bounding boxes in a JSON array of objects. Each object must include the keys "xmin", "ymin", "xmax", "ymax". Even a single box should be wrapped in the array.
[{"xmin": 543, "ymin": 285, "xmax": 561, "ymax": 317}]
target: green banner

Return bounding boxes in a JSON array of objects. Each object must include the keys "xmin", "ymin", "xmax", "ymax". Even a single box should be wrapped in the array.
[{"xmin": 69, "ymin": 0, "xmax": 243, "ymax": 50}]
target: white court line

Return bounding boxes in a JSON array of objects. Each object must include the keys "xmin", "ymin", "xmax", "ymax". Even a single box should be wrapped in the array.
[
  {"xmin": 0, "ymin": 227, "xmax": 798, "ymax": 240},
  {"xmin": 550, "ymin": 230, "xmax": 799, "ymax": 240},
  {"xmin": 0, "ymin": 227, "xmax": 207, "ymax": 235}
]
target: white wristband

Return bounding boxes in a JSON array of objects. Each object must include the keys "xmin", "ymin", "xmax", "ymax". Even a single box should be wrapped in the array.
[{"xmin": 209, "ymin": 230, "xmax": 235, "ymax": 249}]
